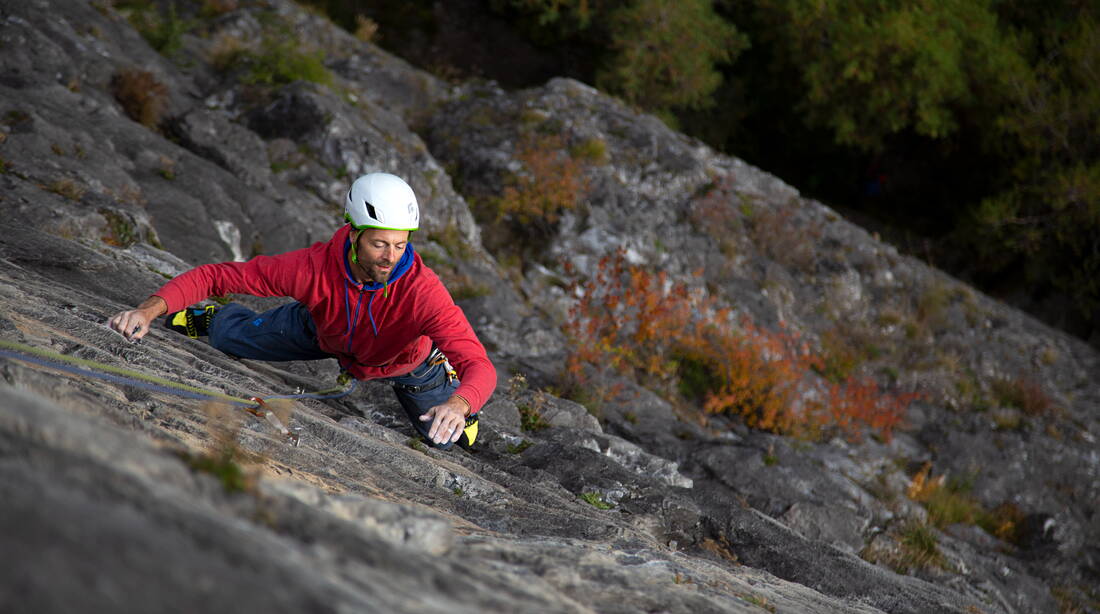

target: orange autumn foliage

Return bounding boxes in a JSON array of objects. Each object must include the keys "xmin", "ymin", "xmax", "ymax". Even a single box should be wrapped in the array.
[
  {"xmin": 564, "ymin": 251, "xmax": 917, "ymax": 441},
  {"xmin": 496, "ymin": 133, "xmax": 588, "ymax": 241}
]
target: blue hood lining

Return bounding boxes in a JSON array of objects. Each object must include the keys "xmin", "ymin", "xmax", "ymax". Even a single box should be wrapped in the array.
[
  {"xmin": 343, "ymin": 239, "xmax": 416, "ymax": 290},
  {"xmin": 342, "ymin": 241, "xmax": 415, "ymax": 343}
]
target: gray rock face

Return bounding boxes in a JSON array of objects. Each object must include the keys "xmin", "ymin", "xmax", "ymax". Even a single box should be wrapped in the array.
[{"xmin": 0, "ymin": 1, "xmax": 1096, "ymax": 614}]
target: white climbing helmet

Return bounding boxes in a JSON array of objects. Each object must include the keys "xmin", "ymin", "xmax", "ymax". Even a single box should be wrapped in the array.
[{"xmin": 344, "ymin": 172, "xmax": 419, "ymax": 231}]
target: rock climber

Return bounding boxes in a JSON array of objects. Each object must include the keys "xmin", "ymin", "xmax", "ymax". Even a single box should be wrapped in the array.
[{"xmin": 108, "ymin": 172, "xmax": 495, "ymax": 449}]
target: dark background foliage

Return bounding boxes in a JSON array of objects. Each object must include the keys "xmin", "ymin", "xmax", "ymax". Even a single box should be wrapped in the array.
[{"xmin": 304, "ymin": 0, "xmax": 1099, "ymax": 348}]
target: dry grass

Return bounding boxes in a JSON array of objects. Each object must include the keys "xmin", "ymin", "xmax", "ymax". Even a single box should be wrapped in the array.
[
  {"xmin": 354, "ymin": 15, "xmax": 378, "ymax": 42},
  {"xmin": 749, "ymin": 202, "xmax": 821, "ymax": 272},
  {"xmin": 111, "ymin": 68, "xmax": 169, "ymax": 129},
  {"xmin": 991, "ymin": 373, "xmax": 1054, "ymax": 416},
  {"xmin": 47, "ymin": 178, "xmax": 87, "ymax": 201}
]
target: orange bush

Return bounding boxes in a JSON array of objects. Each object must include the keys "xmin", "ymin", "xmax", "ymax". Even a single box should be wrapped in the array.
[
  {"xmin": 690, "ymin": 318, "xmax": 820, "ymax": 434},
  {"xmin": 564, "ymin": 251, "xmax": 917, "ymax": 441},
  {"xmin": 813, "ymin": 377, "xmax": 920, "ymax": 442},
  {"xmin": 496, "ymin": 133, "xmax": 589, "ymax": 241},
  {"xmin": 564, "ymin": 251, "xmax": 702, "ymax": 395}
]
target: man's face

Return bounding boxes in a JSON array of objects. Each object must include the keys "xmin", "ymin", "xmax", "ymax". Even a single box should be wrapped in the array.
[{"xmin": 354, "ymin": 228, "xmax": 410, "ymax": 284}]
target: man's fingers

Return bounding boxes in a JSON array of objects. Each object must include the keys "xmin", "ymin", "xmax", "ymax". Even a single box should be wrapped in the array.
[
  {"xmin": 423, "ymin": 407, "xmax": 463, "ymax": 444},
  {"xmin": 130, "ymin": 320, "xmax": 148, "ymax": 340},
  {"xmin": 109, "ymin": 311, "xmax": 150, "ymax": 340},
  {"xmin": 435, "ymin": 417, "xmax": 457, "ymax": 443},
  {"xmin": 121, "ymin": 316, "xmax": 141, "ymax": 339}
]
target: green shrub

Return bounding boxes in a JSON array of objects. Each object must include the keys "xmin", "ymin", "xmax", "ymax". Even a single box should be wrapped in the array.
[
  {"xmin": 991, "ymin": 373, "xmax": 1054, "ymax": 415},
  {"xmin": 863, "ymin": 519, "xmax": 946, "ymax": 574},
  {"xmin": 100, "ymin": 209, "xmax": 138, "ymax": 248},
  {"xmin": 208, "ymin": 21, "xmax": 333, "ymax": 88},
  {"xmin": 579, "ymin": 492, "xmax": 613, "ymax": 510},
  {"xmin": 184, "ymin": 448, "xmax": 251, "ymax": 493},
  {"xmin": 896, "ymin": 521, "xmax": 946, "ymax": 572},
  {"xmin": 518, "ymin": 401, "xmax": 550, "ymax": 432},
  {"xmin": 569, "ymin": 137, "xmax": 607, "ymax": 163},
  {"xmin": 243, "ymin": 36, "xmax": 333, "ymax": 86},
  {"xmin": 123, "ymin": 1, "xmax": 195, "ymax": 57},
  {"xmin": 506, "ymin": 440, "xmax": 533, "ymax": 454}
]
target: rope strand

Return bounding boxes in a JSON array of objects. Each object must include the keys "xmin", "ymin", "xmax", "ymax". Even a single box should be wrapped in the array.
[{"xmin": 0, "ymin": 338, "xmax": 357, "ymax": 445}]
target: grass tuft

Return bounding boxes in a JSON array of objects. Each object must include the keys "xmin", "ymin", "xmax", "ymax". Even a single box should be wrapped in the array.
[
  {"xmin": 111, "ymin": 68, "xmax": 169, "ymax": 129},
  {"xmin": 579, "ymin": 492, "xmax": 613, "ymax": 510}
]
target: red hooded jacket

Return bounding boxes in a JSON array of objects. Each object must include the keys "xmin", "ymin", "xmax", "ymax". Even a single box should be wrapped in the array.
[{"xmin": 153, "ymin": 225, "xmax": 496, "ymax": 413}]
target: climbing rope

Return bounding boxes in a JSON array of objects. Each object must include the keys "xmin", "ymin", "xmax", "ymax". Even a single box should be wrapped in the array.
[{"xmin": 0, "ymin": 337, "xmax": 357, "ymax": 446}]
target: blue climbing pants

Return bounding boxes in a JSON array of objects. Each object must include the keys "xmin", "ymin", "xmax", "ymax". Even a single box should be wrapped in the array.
[{"xmin": 209, "ymin": 302, "xmax": 460, "ymax": 449}]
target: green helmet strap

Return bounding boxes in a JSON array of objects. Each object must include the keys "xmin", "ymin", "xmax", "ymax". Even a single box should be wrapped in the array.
[{"xmin": 350, "ymin": 228, "xmax": 365, "ymax": 266}]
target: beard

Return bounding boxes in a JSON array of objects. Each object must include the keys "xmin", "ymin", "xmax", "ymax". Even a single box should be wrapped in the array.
[{"xmin": 363, "ymin": 258, "xmax": 394, "ymax": 284}]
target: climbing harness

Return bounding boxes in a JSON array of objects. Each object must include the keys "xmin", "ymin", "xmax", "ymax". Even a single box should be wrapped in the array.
[{"xmin": 0, "ymin": 337, "xmax": 357, "ymax": 447}]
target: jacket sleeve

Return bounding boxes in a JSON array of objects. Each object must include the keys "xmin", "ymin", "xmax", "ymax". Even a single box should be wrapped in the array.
[
  {"xmin": 419, "ymin": 284, "xmax": 497, "ymax": 414},
  {"xmin": 152, "ymin": 250, "xmax": 311, "ymax": 313}
]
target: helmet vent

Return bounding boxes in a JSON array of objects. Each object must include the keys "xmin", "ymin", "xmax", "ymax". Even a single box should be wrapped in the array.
[{"xmin": 364, "ymin": 201, "xmax": 379, "ymax": 222}]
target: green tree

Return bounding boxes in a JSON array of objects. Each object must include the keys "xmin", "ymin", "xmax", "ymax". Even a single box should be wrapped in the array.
[
  {"xmin": 595, "ymin": 0, "xmax": 747, "ymax": 112},
  {"xmin": 492, "ymin": 0, "xmax": 597, "ymax": 27},
  {"xmin": 723, "ymin": 0, "xmax": 1098, "ymax": 333},
  {"xmin": 753, "ymin": 0, "xmax": 1027, "ymax": 151},
  {"xmin": 493, "ymin": 0, "xmax": 746, "ymax": 115},
  {"xmin": 968, "ymin": 14, "xmax": 1100, "ymax": 319}
]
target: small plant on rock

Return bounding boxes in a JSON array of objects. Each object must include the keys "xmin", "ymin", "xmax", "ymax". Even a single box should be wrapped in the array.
[
  {"xmin": 518, "ymin": 401, "xmax": 550, "ymax": 432},
  {"xmin": 122, "ymin": 1, "xmax": 195, "ymax": 57},
  {"xmin": 748, "ymin": 202, "xmax": 821, "ymax": 272},
  {"xmin": 862, "ymin": 520, "xmax": 946, "ymax": 574},
  {"xmin": 111, "ymin": 68, "xmax": 169, "ymax": 129},
  {"xmin": 179, "ymin": 402, "xmax": 263, "ymax": 494},
  {"xmin": 896, "ymin": 521, "xmax": 946, "ymax": 572},
  {"xmin": 688, "ymin": 172, "xmax": 744, "ymax": 257},
  {"xmin": 47, "ymin": 178, "xmax": 86, "ymax": 201},
  {"xmin": 354, "ymin": 14, "xmax": 378, "ymax": 42},
  {"xmin": 208, "ymin": 24, "xmax": 332, "ymax": 87},
  {"xmin": 991, "ymin": 373, "xmax": 1053, "ymax": 416},
  {"xmin": 483, "ymin": 133, "xmax": 589, "ymax": 259},
  {"xmin": 243, "ymin": 34, "xmax": 332, "ymax": 87},
  {"xmin": 99, "ymin": 209, "xmax": 138, "ymax": 248},
  {"xmin": 906, "ymin": 462, "xmax": 1027, "ymax": 545},
  {"xmin": 506, "ymin": 440, "xmax": 533, "ymax": 454},
  {"xmin": 578, "ymin": 492, "xmax": 613, "ymax": 510}
]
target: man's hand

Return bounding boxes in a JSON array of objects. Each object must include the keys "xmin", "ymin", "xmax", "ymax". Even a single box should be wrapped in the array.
[
  {"xmin": 108, "ymin": 296, "xmax": 167, "ymax": 341},
  {"xmin": 420, "ymin": 396, "xmax": 470, "ymax": 445}
]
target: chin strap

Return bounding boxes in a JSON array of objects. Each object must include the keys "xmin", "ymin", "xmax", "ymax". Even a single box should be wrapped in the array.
[{"xmin": 350, "ymin": 228, "xmax": 365, "ymax": 266}]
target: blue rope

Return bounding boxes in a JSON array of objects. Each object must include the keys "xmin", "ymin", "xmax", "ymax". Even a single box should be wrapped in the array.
[
  {"xmin": 0, "ymin": 349, "xmax": 257, "ymax": 405},
  {"xmin": 0, "ymin": 344, "xmax": 357, "ymax": 406}
]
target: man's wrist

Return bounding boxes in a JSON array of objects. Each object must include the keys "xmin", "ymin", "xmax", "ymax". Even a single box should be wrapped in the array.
[
  {"xmin": 451, "ymin": 393, "xmax": 472, "ymax": 417},
  {"xmin": 139, "ymin": 296, "xmax": 168, "ymax": 318}
]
